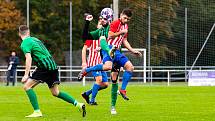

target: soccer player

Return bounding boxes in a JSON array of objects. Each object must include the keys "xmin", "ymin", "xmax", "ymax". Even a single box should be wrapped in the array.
[
  {"xmin": 81, "ymin": 18, "xmax": 109, "ymax": 105},
  {"xmin": 19, "ymin": 25, "xmax": 86, "ymax": 118},
  {"xmin": 81, "ymin": 39, "xmax": 109, "ymax": 105},
  {"xmin": 78, "ymin": 8, "xmax": 142, "ymax": 114},
  {"xmin": 82, "ymin": 8, "xmax": 116, "ymax": 58}
]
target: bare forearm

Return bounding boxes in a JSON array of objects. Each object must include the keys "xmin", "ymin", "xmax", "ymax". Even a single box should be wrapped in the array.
[
  {"xmin": 108, "ymin": 31, "xmax": 122, "ymax": 38},
  {"xmin": 82, "ymin": 46, "xmax": 87, "ymax": 64},
  {"xmin": 123, "ymin": 39, "xmax": 135, "ymax": 52},
  {"xmin": 24, "ymin": 55, "xmax": 32, "ymax": 76}
]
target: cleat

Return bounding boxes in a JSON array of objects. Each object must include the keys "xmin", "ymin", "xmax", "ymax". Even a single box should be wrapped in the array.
[
  {"xmin": 109, "ymin": 45, "xmax": 117, "ymax": 59},
  {"xmin": 118, "ymin": 90, "xmax": 129, "ymax": 100},
  {"xmin": 25, "ymin": 111, "xmax": 42, "ymax": 118},
  {"xmin": 89, "ymin": 102, "xmax": 98, "ymax": 105},
  {"xmin": 78, "ymin": 68, "xmax": 87, "ymax": 81},
  {"xmin": 81, "ymin": 92, "xmax": 90, "ymax": 104},
  {"xmin": 111, "ymin": 106, "xmax": 117, "ymax": 115},
  {"xmin": 76, "ymin": 103, "xmax": 86, "ymax": 117}
]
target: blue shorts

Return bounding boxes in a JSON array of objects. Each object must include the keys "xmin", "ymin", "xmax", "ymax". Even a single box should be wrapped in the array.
[
  {"xmin": 91, "ymin": 71, "xmax": 108, "ymax": 82},
  {"xmin": 101, "ymin": 45, "xmax": 129, "ymax": 68}
]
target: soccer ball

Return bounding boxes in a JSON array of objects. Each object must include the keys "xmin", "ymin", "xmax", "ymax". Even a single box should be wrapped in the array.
[{"xmin": 100, "ymin": 8, "xmax": 113, "ymax": 21}]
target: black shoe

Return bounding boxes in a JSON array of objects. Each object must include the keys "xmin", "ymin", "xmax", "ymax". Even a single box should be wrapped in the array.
[
  {"xmin": 78, "ymin": 69, "xmax": 87, "ymax": 81},
  {"xmin": 81, "ymin": 92, "xmax": 89, "ymax": 104},
  {"xmin": 82, "ymin": 104, "xmax": 86, "ymax": 117},
  {"xmin": 89, "ymin": 102, "xmax": 98, "ymax": 105}
]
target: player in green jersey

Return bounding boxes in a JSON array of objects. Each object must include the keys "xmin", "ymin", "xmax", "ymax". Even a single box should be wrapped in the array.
[
  {"xmin": 19, "ymin": 25, "xmax": 86, "ymax": 118},
  {"xmin": 82, "ymin": 8, "xmax": 116, "ymax": 59}
]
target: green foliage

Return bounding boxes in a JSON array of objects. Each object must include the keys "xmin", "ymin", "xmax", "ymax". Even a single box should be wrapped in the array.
[
  {"xmin": 0, "ymin": 0, "xmax": 24, "ymax": 58},
  {"xmin": 14, "ymin": 0, "xmax": 112, "ymax": 64}
]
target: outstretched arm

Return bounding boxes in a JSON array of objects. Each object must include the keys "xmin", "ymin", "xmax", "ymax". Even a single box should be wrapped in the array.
[
  {"xmin": 82, "ymin": 15, "xmax": 94, "ymax": 42},
  {"xmin": 123, "ymin": 38, "xmax": 142, "ymax": 57}
]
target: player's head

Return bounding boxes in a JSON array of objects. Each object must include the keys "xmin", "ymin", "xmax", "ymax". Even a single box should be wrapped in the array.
[
  {"xmin": 97, "ymin": 16, "xmax": 103, "ymax": 29},
  {"xmin": 11, "ymin": 51, "xmax": 16, "ymax": 56},
  {"xmin": 100, "ymin": 8, "xmax": 113, "ymax": 26},
  {"xmin": 120, "ymin": 8, "xmax": 132, "ymax": 24},
  {"xmin": 18, "ymin": 25, "xmax": 30, "ymax": 38}
]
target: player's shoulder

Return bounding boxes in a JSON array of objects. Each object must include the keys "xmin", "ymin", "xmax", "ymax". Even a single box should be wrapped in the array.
[
  {"xmin": 111, "ymin": 19, "xmax": 121, "ymax": 26},
  {"xmin": 84, "ymin": 40, "xmax": 93, "ymax": 47}
]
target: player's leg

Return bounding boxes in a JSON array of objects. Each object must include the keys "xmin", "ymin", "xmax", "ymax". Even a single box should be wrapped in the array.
[
  {"xmin": 89, "ymin": 75, "xmax": 102, "ymax": 105},
  {"xmin": 23, "ymin": 78, "xmax": 42, "ymax": 117},
  {"xmin": 78, "ymin": 50, "xmax": 113, "ymax": 81},
  {"xmin": 89, "ymin": 71, "xmax": 108, "ymax": 105},
  {"xmin": 48, "ymin": 69, "xmax": 86, "ymax": 117},
  {"xmin": 110, "ymin": 71, "xmax": 119, "ymax": 115},
  {"xmin": 119, "ymin": 60, "xmax": 134, "ymax": 100},
  {"xmin": 100, "ymin": 36, "xmax": 116, "ymax": 58},
  {"xmin": 114, "ymin": 51, "xmax": 133, "ymax": 100},
  {"xmin": 82, "ymin": 71, "xmax": 108, "ymax": 104},
  {"xmin": 50, "ymin": 84, "xmax": 86, "ymax": 117}
]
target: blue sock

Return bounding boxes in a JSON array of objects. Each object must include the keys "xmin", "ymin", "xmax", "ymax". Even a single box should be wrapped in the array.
[
  {"xmin": 85, "ymin": 89, "xmax": 92, "ymax": 96},
  {"xmin": 90, "ymin": 84, "xmax": 100, "ymax": 103},
  {"xmin": 86, "ymin": 64, "xmax": 103, "ymax": 73},
  {"xmin": 121, "ymin": 71, "xmax": 133, "ymax": 90}
]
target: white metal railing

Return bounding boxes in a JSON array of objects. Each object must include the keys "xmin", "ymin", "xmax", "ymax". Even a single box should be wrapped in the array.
[{"xmin": 1, "ymin": 66, "xmax": 215, "ymax": 86}]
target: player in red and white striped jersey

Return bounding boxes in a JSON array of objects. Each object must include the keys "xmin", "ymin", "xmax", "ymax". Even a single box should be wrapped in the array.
[
  {"xmin": 107, "ymin": 20, "xmax": 128, "ymax": 49},
  {"xmin": 81, "ymin": 20, "xmax": 109, "ymax": 105}
]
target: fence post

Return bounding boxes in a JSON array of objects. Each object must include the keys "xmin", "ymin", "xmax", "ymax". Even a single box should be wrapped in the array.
[
  {"xmin": 167, "ymin": 71, "xmax": 170, "ymax": 86},
  {"xmin": 59, "ymin": 66, "xmax": 61, "ymax": 82}
]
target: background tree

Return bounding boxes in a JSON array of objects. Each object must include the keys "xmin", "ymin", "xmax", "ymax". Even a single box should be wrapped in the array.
[
  {"xmin": 0, "ymin": 0, "xmax": 24, "ymax": 61},
  {"xmin": 15, "ymin": 0, "xmax": 112, "ymax": 65}
]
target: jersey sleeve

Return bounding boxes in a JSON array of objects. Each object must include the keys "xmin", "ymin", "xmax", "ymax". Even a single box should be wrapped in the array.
[
  {"xmin": 110, "ymin": 20, "xmax": 120, "ymax": 33},
  {"xmin": 90, "ymin": 29, "xmax": 100, "ymax": 40},
  {"xmin": 21, "ymin": 40, "xmax": 33, "ymax": 55},
  {"xmin": 84, "ymin": 40, "xmax": 93, "ymax": 47}
]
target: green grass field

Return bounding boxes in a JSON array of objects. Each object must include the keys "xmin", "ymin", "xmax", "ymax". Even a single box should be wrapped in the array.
[{"xmin": 0, "ymin": 82, "xmax": 215, "ymax": 121}]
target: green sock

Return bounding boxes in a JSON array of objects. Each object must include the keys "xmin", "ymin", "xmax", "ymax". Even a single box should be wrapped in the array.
[
  {"xmin": 111, "ymin": 83, "xmax": 118, "ymax": 106},
  {"xmin": 26, "ymin": 89, "xmax": 40, "ymax": 111},
  {"xmin": 57, "ymin": 91, "xmax": 77, "ymax": 106},
  {"xmin": 100, "ymin": 37, "xmax": 111, "ymax": 55}
]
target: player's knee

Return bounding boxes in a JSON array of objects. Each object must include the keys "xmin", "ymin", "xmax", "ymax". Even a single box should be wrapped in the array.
[
  {"xmin": 112, "ymin": 80, "xmax": 117, "ymax": 84},
  {"xmin": 51, "ymin": 91, "xmax": 59, "ymax": 97},
  {"xmin": 127, "ymin": 65, "xmax": 134, "ymax": 72},
  {"xmin": 102, "ymin": 82, "xmax": 109, "ymax": 87},
  {"xmin": 106, "ymin": 66, "xmax": 112, "ymax": 70},
  {"xmin": 23, "ymin": 85, "xmax": 31, "ymax": 91}
]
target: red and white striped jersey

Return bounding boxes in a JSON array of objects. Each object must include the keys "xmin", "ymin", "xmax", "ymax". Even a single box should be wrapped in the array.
[
  {"xmin": 108, "ymin": 19, "xmax": 128, "ymax": 49},
  {"xmin": 85, "ymin": 40, "xmax": 102, "ymax": 67}
]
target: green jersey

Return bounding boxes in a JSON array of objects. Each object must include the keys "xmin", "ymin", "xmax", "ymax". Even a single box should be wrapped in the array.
[
  {"xmin": 90, "ymin": 25, "xmax": 110, "ymax": 40},
  {"xmin": 20, "ymin": 36, "xmax": 57, "ymax": 70}
]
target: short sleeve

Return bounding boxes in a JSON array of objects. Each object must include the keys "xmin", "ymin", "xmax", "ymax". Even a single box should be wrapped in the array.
[
  {"xmin": 21, "ymin": 40, "xmax": 33, "ymax": 55},
  {"xmin": 110, "ymin": 20, "xmax": 120, "ymax": 33},
  {"xmin": 84, "ymin": 40, "xmax": 93, "ymax": 47}
]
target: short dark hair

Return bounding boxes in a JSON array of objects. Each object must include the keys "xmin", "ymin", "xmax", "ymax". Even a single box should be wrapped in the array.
[
  {"xmin": 122, "ymin": 8, "xmax": 132, "ymax": 17},
  {"xmin": 19, "ymin": 25, "xmax": 29, "ymax": 35}
]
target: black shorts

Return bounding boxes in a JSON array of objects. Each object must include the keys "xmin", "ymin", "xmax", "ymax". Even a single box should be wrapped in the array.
[
  {"xmin": 30, "ymin": 68, "xmax": 60, "ymax": 88},
  {"xmin": 111, "ymin": 63, "xmax": 121, "ymax": 72}
]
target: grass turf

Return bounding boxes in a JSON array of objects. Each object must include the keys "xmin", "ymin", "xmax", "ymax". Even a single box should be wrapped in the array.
[{"xmin": 0, "ymin": 82, "xmax": 215, "ymax": 121}]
